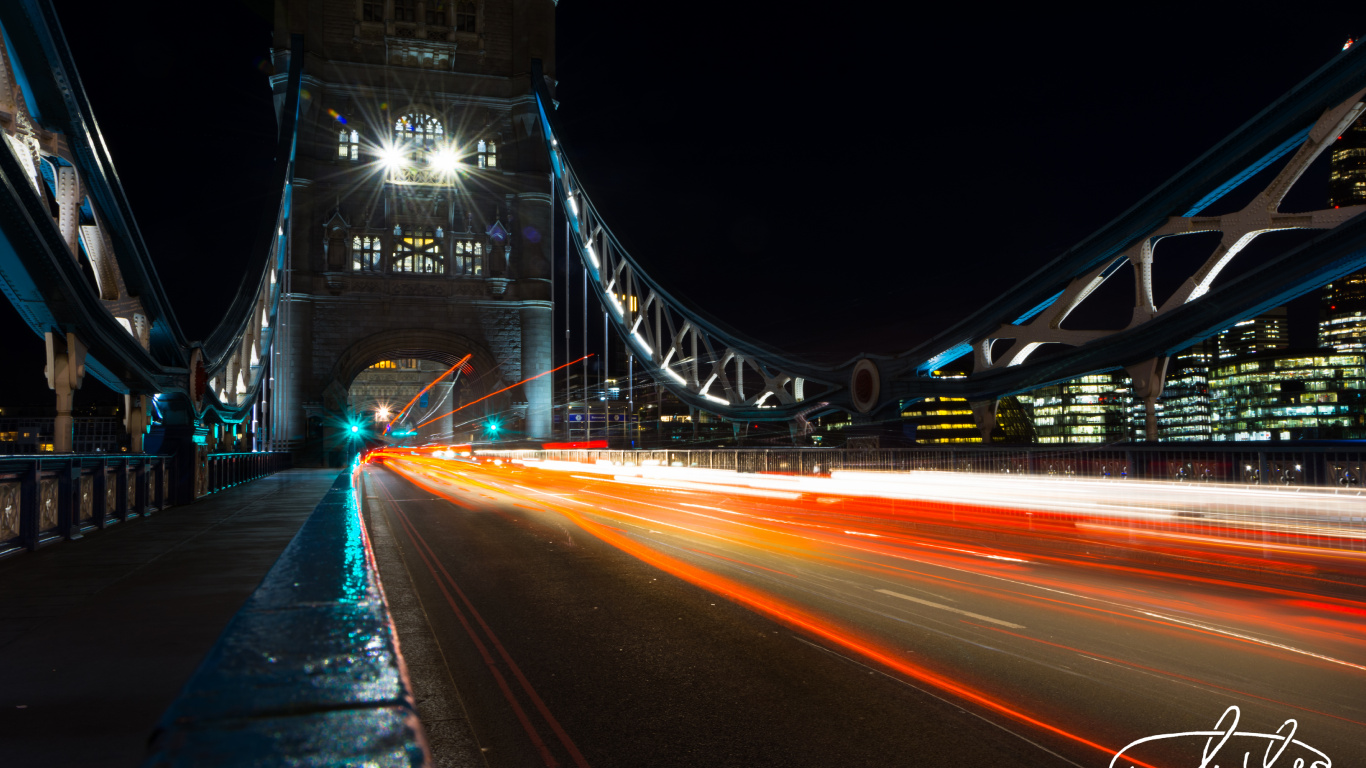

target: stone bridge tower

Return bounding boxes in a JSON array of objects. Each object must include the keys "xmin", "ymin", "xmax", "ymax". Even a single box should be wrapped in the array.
[{"xmin": 269, "ymin": 0, "xmax": 555, "ymax": 463}]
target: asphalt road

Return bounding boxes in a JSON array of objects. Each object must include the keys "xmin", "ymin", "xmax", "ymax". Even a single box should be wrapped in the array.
[{"xmin": 363, "ymin": 458, "xmax": 1366, "ymax": 768}]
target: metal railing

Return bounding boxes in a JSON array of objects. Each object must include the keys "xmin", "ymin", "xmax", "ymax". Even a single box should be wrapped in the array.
[
  {"xmin": 0, "ymin": 454, "xmax": 173, "ymax": 559},
  {"xmin": 203, "ymin": 451, "xmax": 292, "ymax": 496},
  {"xmin": 1, "ymin": 451, "xmax": 295, "ymax": 560}
]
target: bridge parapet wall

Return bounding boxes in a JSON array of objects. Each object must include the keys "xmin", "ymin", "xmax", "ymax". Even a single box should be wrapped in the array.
[{"xmin": 145, "ymin": 466, "xmax": 429, "ymax": 767}]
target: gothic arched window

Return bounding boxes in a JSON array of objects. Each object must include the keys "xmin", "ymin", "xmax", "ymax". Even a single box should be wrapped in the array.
[
  {"xmin": 394, "ymin": 114, "xmax": 444, "ymax": 162},
  {"xmin": 452, "ymin": 240, "xmax": 484, "ymax": 276},
  {"xmin": 455, "ymin": 2, "xmax": 476, "ymax": 32},
  {"xmin": 477, "ymin": 139, "xmax": 496, "ymax": 169},
  {"xmin": 352, "ymin": 235, "xmax": 382, "ymax": 272},
  {"xmin": 338, "ymin": 129, "xmax": 359, "ymax": 162},
  {"xmin": 392, "ymin": 228, "xmax": 442, "ymax": 274}
]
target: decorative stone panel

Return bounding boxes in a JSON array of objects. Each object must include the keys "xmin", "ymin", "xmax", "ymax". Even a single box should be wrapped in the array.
[
  {"xmin": 0, "ymin": 483, "xmax": 19, "ymax": 541},
  {"xmin": 79, "ymin": 474, "xmax": 93, "ymax": 521},
  {"xmin": 38, "ymin": 478, "xmax": 58, "ymax": 531}
]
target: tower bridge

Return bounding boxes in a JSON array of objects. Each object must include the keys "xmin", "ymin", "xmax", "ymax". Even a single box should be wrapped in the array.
[
  {"xmin": 5, "ymin": 1, "xmax": 1366, "ymax": 468},
  {"xmin": 2, "ymin": 3, "xmax": 1366, "ymax": 765}
]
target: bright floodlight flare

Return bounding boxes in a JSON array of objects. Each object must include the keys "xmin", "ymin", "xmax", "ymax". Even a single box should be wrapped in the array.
[
  {"xmin": 430, "ymin": 147, "xmax": 459, "ymax": 174},
  {"xmin": 378, "ymin": 144, "xmax": 404, "ymax": 170},
  {"xmin": 376, "ymin": 406, "xmax": 391, "ymax": 422}
]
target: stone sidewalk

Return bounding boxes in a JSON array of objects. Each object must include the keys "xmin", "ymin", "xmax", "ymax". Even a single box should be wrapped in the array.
[{"xmin": 0, "ymin": 468, "xmax": 339, "ymax": 768}]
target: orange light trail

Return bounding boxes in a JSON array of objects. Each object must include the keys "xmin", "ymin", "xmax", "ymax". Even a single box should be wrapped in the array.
[
  {"xmin": 387, "ymin": 353, "xmax": 471, "ymax": 433},
  {"xmin": 367, "ymin": 454, "xmax": 1366, "ymax": 767},
  {"xmin": 416, "ymin": 355, "xmax": 592, "ymax": 428},
  {"xmin": 373, "ymin": 456, "xmax": 1159, "ymax": 767}
]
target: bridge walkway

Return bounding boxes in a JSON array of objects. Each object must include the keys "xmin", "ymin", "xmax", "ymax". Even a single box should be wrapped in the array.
[{"xmin": 0, "ymin": 468, "xmax": 338, "ymax": 768}]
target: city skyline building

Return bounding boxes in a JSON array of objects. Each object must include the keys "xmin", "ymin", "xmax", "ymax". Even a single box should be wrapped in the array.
[
  {"xmin": 1322, "ymin": 111, "xmax": 1366, "ymax": 354},
  {"xmin": 1209, "ymin": 350, "xmax": 1366, "ymax": 440},
  {"xmin": 1016, "ymin": 373, "xmax": 1132, "ymax": 444},
  {"xmin": 1217, "ymin": 307, "xmax": 1289, "ymax": 360},
  {"xmin": 1138, "ymin": 340, "xmax": 1216, "ymax": 441}
]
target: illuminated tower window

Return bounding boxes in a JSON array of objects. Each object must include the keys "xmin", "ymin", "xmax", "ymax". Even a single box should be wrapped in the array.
[
  {"xmin": 338, "ymin": 129, "xmax": 359, "ymax": 161},
  {"xmin": 392, "ymin": 228, "xmax": 442, "ymax": 274},
  {"xmin": 352, "ymin": 236, "xmax": 382, "ymax": 272},
  {"xmin": 394, "ymin": 114, "xmax": 444, "ymax": 163},
  {"xmin": 453, "ymin": 240, "xmax": 484, "ymax": 276},
  {"xmin": 477, "ymin": 139, "xmax": 496, "ymax": 168},
  {"xmin": 455, "ymin": 1, "xmax": 476, "ymax": 32}
]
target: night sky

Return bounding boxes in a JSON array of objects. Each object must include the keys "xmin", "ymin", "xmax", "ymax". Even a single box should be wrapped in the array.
[{"xmin": 1, "ymin": 2, "xmax": 1358, "ymax": 405}]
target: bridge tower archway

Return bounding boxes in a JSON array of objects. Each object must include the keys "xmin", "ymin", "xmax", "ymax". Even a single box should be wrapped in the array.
[{"xmin": 268, "ymin": 0, "xmax": 557, "ymax": 463}]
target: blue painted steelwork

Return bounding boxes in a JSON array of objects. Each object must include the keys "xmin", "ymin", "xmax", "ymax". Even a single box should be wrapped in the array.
[
  {"xmin": 145, "ymin": 467, "xmax": 429, "ymax": 767},
  {"xmin": 1181, "ymin": 126, "xmax": 1311, "ymax": 217},
  {"xmin": 915, "ymin": 343, "xmax": 973, "ymax": 376},
  {"xmin": 533, "ymin": 41, "xmax": 1366, "ymax": 419},
  {"xmin": 532, "ymin": 62, "xmax": 844, "ymax": 419},
  {"xmin": 887, "ymin": 40, "xmax": 1366, "ymax": 393},
  {"xmin": 0, "ymin": 1, "xmax": 302, "ymax": 428},
  {"xmin": 1011, "ymin": 290, "xmax": 1066, "ymax": 326}
]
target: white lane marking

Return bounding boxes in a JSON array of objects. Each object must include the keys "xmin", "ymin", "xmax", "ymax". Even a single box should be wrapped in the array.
[
  {"xmin": 1138, "ymin": 611, "xmax": 1366, "ymax": 673},
  {"xmin": 877, "ymin": 589, "xmax": 1026, "ymax": 629}
]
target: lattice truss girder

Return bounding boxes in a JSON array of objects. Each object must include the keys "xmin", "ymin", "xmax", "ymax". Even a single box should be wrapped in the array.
[
  {"xmin": 207, "ymin": 259, "xmax": 278, "ymax": 411},
  {"xmin": 975, "ymin": 87, "xmax": 1366, "ymax": 373},
  {"xmin": 563, "ymin": 190, "xmax": 823, "ymax": 413},
  {"xmin": 0, "ymin": 18, "xmax": 295, "ymax": 422},
  {"xmin": 0, "ymin": 28, "xmax": 152, "ymax": 353}
]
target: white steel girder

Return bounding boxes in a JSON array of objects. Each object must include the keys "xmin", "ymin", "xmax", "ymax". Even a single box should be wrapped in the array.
[{"xmin": 973, "ymin": 87, "xmax": 1366, "ymax": 375}]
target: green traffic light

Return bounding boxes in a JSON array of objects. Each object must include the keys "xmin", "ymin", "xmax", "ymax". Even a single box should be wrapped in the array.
[{"xmin": 351, "ymin": 425, "xmax": 360, "ymax": 433}]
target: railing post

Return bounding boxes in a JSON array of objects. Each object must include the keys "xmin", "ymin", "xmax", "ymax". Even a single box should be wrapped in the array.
[
  {"xmin": 150, "ymin": 457, "xmax": 160, "ymax": 510},
  {"xmin": 20, "ymin": 461, "xmax": 39, "ymax": 551},
  {"xmin": 58, "ymin": 458, "xmax": 80, "ymax": 539},
  {"xmin": 135, "ymin": 458, "xmax": 150, "ymax": 516},
  {"xmin": 114, "ymin": 461, "xmax": 130, "ymax": 521},
  {"xmin": 93, "ymin": 459, "xmax": 109, "ymax": 527}
]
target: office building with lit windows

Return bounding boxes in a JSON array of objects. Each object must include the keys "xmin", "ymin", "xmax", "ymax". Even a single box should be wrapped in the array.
[
  {"xmin": 1321, "ymin": 272, "xmax": 1366, "ymax": 353},
  {"xmin": 1134, "ymin": 340, "xmax": 1215, "ymax": 441},
  {"xmin": 1322, "ymin": 111, "xmax": 1366, "ymax": 354},
  {"xmin": 1209, "ymin": 351, "xmax": 1366, "ymax": 441},
  {"xmin": 1217, "ymin": 307, "xmax": 1288, "ymax": 360},
  {"xmin": 900, "ymin": 371, "xmax": 1035, "ymax": 444},
  {"xmin": 1016, "ymin": 373, "xmax": 1132, "ymax": 444}
]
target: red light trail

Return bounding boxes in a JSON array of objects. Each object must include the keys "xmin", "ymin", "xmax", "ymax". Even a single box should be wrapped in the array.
[
  {"xmin": 363, "ymin": 453, "xmax": 1366, "ymax": 767},
  {"xmin": 416, "ymin": 355, "xmax": 593, "ymax": 428}
]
